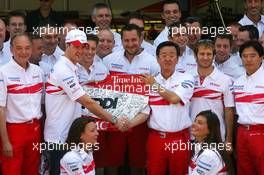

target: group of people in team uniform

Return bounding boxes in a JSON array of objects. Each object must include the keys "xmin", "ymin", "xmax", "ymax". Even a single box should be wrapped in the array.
[{"xmin": 0, "ymin": 0, "xmax": 264, "ymax": 175}]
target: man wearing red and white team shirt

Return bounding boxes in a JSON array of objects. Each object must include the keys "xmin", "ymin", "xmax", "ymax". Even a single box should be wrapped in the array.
[
  {"xmin": 103, "ymin": 24, "xmax": 160, "ymax": 76},
  {"xmin": 234, "ymin": 41, "xmax": 264, "ymax": 175},
  {"xmin": 44, "ymin": 29, "xmax": 127, "ymax": 175},
  {"xmin": 102, "ymin": 24, "xmax": 158, "ymax": 174},
  {"xmin": 189, "ymin": 40, "xmax": 235, "ymax": 146},
  {"xmin": 0, "ymin": 34, "xmax": 44, "ymax": 175},
  {"xmin": 141, "ymin": 41, "xmax": 194, "ymax": 175}
]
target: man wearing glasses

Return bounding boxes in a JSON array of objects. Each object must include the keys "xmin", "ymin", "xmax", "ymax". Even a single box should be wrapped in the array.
[
  {"xmin": 26, "ymin": 0, "xmax": 63, "ymax": 32},
  {"xmin": 3, "ymin": 11, "xmax": 27, "ymax": 59}
]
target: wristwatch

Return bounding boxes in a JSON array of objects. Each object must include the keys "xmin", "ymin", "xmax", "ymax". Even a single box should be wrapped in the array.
[
  {"xmin": 110, "ymin": 116, "xmax": 118, "ymax": 124},
  {"xmin": 151, "ymin": 82, "xmax": 160, "ymax": 90}
]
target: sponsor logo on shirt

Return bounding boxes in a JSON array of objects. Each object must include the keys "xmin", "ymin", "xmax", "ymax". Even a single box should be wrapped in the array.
[
  {"xmin": 32, "ymin": 75, "xmax": 40, "ymax": 79},
  {"xmin": 139, "ymin": 67, "xmax": 149, "ymax": 71},
  {"xmin": 234, "ymin": 85, "xmax": 244, "ymax": 90},
  {"xmin": 210, "ymin": 82, "xmax": 221, "ymax": 87},
  {"xmin": 111, "ymin": 63, "xmax": 123, "ymax": 69},
  {"xmin": 8, "ymin": 77, "xmax": 20, "ymax": 82}
]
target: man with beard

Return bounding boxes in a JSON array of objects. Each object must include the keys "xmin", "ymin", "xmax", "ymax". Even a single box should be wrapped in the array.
[
  {"xmin": 103, "ymin": 24, "xmax": 159, "ymax": 175},
  {"xmin": 239, "ymin": 0, "xmax": 264, "ymax": 37},
  {"xmin": 214, "ymin": 34, "xmax": 245, "ymax": 81},
  {"xmin": 188, "ymin": 40, "xmax": 235, "ymax": 150}
]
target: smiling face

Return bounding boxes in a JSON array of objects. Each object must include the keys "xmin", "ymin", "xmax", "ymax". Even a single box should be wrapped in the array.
[
  {"xmin": 65, "ymin": 43, "xmax": 86, "ymax": 64},
  {"xmin": 11, "ymin": 35, "xmax": 32, "ymax": 67},
  {"xmin": 191, "ymin": 115, "xmax": 210, "ymax": 142},
  {"xmin": 215, "ymin": 38, "xmax": 231, "ymax": 64},
  {"xmin": 122, "ymin": 30, "xmax": 141, "ymax": 56},
  {"xmin": 80, "ymin": 122, "xmax": 99, "ymax": 145},
  {"xmin": 195, "ymin": 46, "xmax": 214, "ymax": 69},
  {"xmin": 244, "ymin": 0, "xmax": 262, "ymax": 17},
  {"xmin": 92, "ymin": 8, "xmax": 112, "ymax": 29},
  {"xmin": 97, "ymin": 29, "xmax": 114, "ymax": 57},
  {"xmin": 169, "ymin": 26, "xmax": 188, "ymax": 50},
  {"xmin": 81, "ymin": 40, "xmax": 97, "ymax": 67},
  {"xmin": 162, "ymin": 3, "xmax": 181, "ymax": 26}
]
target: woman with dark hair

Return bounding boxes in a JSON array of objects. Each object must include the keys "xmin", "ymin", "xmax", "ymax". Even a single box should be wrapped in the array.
[
  {"xmin": 60, "ymin": 117, "xmax": 99, "ymax": 175},
  {"xmin": 189, "ymin": 110, "xmax": 234, "ymax": 175}
]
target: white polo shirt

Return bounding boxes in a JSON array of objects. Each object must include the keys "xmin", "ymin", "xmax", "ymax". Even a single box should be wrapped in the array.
[
  {"xmin": 41, "ymin": 46, "xmax": 64, "ymax": 71},
  {"xmin": 153, "ymin": 26, "xmax": 169, "ymax": 47},
  {"xmin": 77, "ymin": 61, "xmax": 109, "ymax": 84},
  {"xmin": 103, "ymin": 50, "xmax": 160, "ymax": 76},
  {"xmin": 2, "ymin": 40, "xmax": 12, "ymax": 62},
  {"xmin": 44, "ymin": 56, "xmax": 86, "ymax": 144},
  {"xmin": 0, "ymin": 46, "xmax": 11, "ymax": 66},
  {"xmin": 60, "ymin": 148, "xmax": 95, "ymax": 175},
  {"xmin": 239, "ymin": 14, "xmax": 264, "ymax": 38},
  {"xmin": 112, "ymin": 31, "xmax": 123, "ymax": 52},
  {"xmin": 214, "ymin": 55, "xmax": 245, "ymax": 81},
  {"xmin": 189, "ymin": 145, "xmax": 227, "ymax": 175},
  {"xmin": 0, "ymin": 58, "xmax": 43, "ymax": 123},
  {"xmin": 234, "ymin": 66, "xmax": 264, "ymax": 125},
  {"xmin": 148, "ymin": 71, "xmax": 194, "ymax": 132},
  {"xmin": 189, "ymin": 67, "xmax": 234, "ymax": 141},
  {"xmin": 141, "ymin": 40, "xmax": 156, "ymax": 56},
  {"xmin": 176, "ymin": 46, "xmax": 197, "ymax": 73}
]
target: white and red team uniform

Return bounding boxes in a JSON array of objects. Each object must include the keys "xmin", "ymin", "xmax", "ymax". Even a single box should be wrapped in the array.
[
  {"xmin": 147, "ymin": 71, "xmax": 194, "ymax": 175},
  {"xmin": 189, "ymin": 144, "xmax": 227, "ymax": 175},
  {"xmin": 233, "ymin": 66, "xmax": 264, "ymax": 175},
  {"xmin": 175, "ymin": 46, "xmax": 197, "ymax": 73},
  {"xmin": 102, "ymin": 50, "xmax": 158, "ymax": 168},
  {"xmin": 45, "ymin": 55, "xmax": 86, "ymax": 144},
  {"xmin": 44, "ymin": 55, "xmax": 86, "ymax": 173},
  {"xmin": 189, "ymin": 67, "xmax": 234, "ymax": 141},
  {"xmin": 77, "ymin": 61, "xmax": 109, "ymax": 168},
  {"xmin": 60, "ymin": 148, "xmax": 95, "ymax": 175},
  {"xmin": 103, "ymin": 50, "xmax": 160, "ymax": 75},
  {"xmin": 0, "ymin": 58, "xmax": 44, "ymax": 175}
]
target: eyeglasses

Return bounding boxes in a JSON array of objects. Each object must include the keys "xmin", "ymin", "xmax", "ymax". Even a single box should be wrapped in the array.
[{"xmin": 197, "ymin": 39, "xmax": 213, "ymax": 44}]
